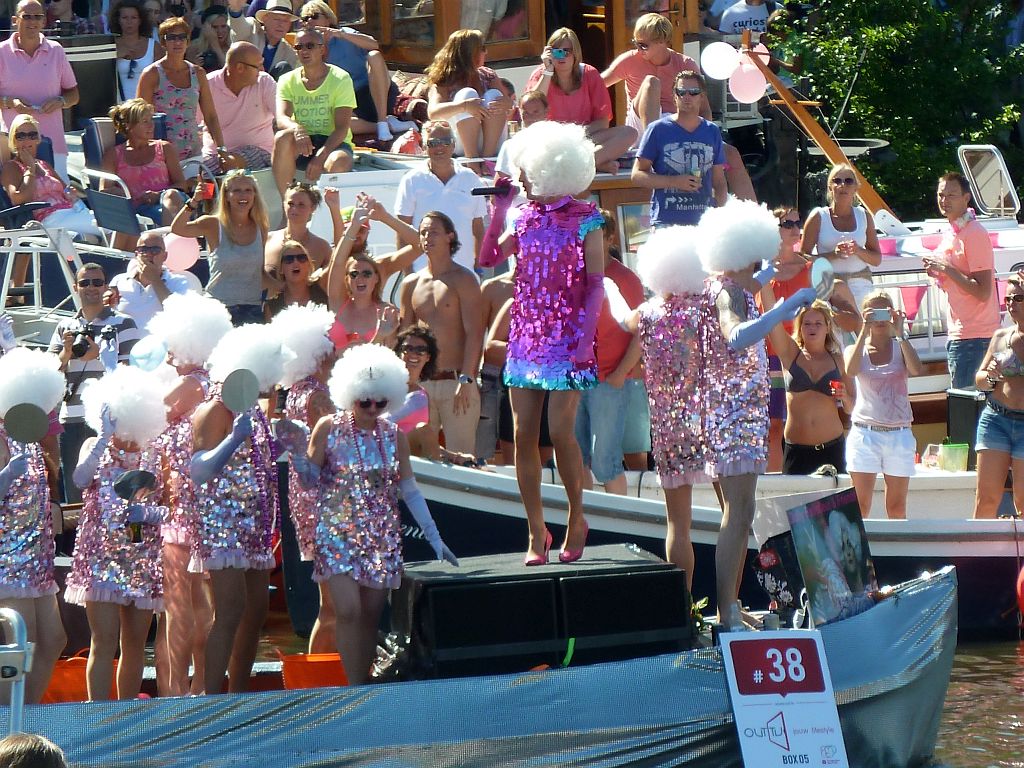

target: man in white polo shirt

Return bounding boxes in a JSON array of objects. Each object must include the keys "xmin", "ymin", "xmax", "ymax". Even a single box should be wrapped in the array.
[
  {"xmin": 108, "ymin": 231, "xmax": 192, "ymax": 331},
  {"xmin": 394, "ymin": 120, "xmax": 485, "ymax": 274}
]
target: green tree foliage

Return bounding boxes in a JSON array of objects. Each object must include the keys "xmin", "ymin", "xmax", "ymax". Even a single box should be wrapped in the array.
[{"xmin": 798, "ymin": 0, "xmax": 1024, "ymax": 219}]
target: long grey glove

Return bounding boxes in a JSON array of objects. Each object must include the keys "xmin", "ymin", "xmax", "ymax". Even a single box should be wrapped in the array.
[
  {"xmin": 728, "ymin": 287, "xmax": 816, "ymax": 351},
  {"xmin": 72, "ymin": 407, "xmax": 115, "ymax": 489},
  {"xmin": 399, "ymin": 475, "xmax": 458, "ymax": 565},
  {"xmin": 752, "ymin": 262, "xmax": 777, "ymax": 287},
  {"xmin": 0, "ymin": 452, "xmax": 29, "ymax": 498},
  {"xmin": 0, "ymin": 313, "xmax": 16, "ymax": 353},
  {"xmin": 99, "ymin": 337, "xmax": 119, "ymax": 373},
  {"xmin": 126, "ymin": 503, "xmax": 165, "ymax": 525},
  {"xmin": 190, "ymin": 413, "xmax": 251, "ymax": 486}
]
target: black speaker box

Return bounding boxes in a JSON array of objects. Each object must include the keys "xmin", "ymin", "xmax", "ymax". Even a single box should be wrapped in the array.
[
  {"xmin": 946, "ymin": 388, "xmax": 987, "ymax": 470},
  {"xmin": 394, "ymin": 544, "xmax": 693, "ymax": 680}
]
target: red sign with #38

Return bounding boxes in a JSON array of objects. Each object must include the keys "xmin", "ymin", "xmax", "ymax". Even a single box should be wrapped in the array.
[{"xmin": 728, "ymin": 638, "xmax": 826, "ymax": 697}]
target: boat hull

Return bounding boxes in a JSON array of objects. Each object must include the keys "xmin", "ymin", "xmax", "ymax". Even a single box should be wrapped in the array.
[{"xmin": 410, "ymin": 460, "xmax": 1022, "ymax": 637}]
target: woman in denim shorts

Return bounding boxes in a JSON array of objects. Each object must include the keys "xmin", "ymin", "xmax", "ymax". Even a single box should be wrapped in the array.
[{"xmin": 974, "ymin": 274, "xmax": 1024, "ymax": 518}]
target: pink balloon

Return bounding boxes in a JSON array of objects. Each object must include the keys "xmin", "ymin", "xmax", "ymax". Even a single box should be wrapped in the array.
[
  {"xmin": 164, "ymin": 233, "xmax": 200, "ymax": 271},
  {"xmin": 751, "ymin": 43, "xmax": 771, "ymax": 66},
  {"xmin": 729, "ymin": 65, "xmax": 767, "ymax": 104}
]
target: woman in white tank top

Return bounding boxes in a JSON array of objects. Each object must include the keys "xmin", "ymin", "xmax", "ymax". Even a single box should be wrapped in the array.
[
  {"xmin": 844, "ymin": 291, "xmax": 924, "ymax": 520},
  {"xmin": 801, "ymin": 163, "xmax": 883, "ymax": 310},
  {"xmin": 111, "ymin": 0, "xmax": 162, "ymax": 102}
]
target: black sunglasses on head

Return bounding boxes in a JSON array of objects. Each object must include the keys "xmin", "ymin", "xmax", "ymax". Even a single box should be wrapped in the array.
[
  {"xmin": 1006, "ymin": 294, "xmax": 1024, "ymax": 305},
  {"xmin": 631, "ymin": 39, "xmax": 650, "ymax": 51},
  {"xmin": 294, "ymin": 41, "xmax": 321, "ymax": 51},
  {"xmin": 778, "ymin": 220, "xmax": 801, "ymax": 229},
  {"xmin": 400, "ymin": 343, "xmax": 429, "ymax": 355},
  {"xmin": 674, "ymin": 86, "xmax": 702, "ymax": 97},
  {"xmin": 77, "ymin": 277, "xmax": 105, "ymax": 287},
  {"xmin": 163, "ymin": 32, "xmax": 189, "ymax": 42},
  {"xmin": 282, "ymin": 253, "xmax": 309, "ymax": 264},
  {"xmin": 357, "ymin": 398, "xmax": 388, "ymax": 410},
  {"xmin": 14, "ymin": 131, "xmax": 39, "ymax": 140},
  {"xmin": 136, "ymin": 245, "xmax": 163, "ymax": 255},
  {"xmin": 348, "ymin": 269, "xmax": 374, "ymax": 279}
]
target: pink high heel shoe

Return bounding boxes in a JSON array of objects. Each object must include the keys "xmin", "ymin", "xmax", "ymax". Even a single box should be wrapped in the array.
[
  {"xmin": 559, "ymin": 520, "xmax": 589, "ymax": 564},
  {"xmin": 524, "ymin": 529, "xmax": 553, "ymax": 566}
]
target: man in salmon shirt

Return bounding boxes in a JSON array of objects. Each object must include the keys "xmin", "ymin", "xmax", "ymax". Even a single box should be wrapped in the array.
[{"xmin": 923, "ymin": 172, "xmax": 1000, "ymax": 390}]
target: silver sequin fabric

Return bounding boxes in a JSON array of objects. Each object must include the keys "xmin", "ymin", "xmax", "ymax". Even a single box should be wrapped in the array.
[{"xmin": 284, "ymin": 376, "xmax": 328, "ymax": 562}]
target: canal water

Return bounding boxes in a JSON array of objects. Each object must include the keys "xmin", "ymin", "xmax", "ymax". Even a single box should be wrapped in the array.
[{"xmin": 934, "ymin": 641, "xmax": 1023, "ymax": 767}]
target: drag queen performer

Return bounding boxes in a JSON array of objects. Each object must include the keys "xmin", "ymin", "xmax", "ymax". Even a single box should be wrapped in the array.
[
  {"xmin": 604, "ymin": 226, "xmax": 711, "ymax": 590},
  {"xmin": 479, "ymin": 120, "xmax": 605, "ymax": 566},
  {"xmin": 0, "ymin": 348, "xmax": 67, "ymax": 705},
  {"xmin": 269, "ymin": 303, "xmax": 336, "ymax": 653},
  {"xmin": 65, "ymin": 366, "xmax": 169, "ymax": 700},
  {"xmin": 292, "ymin": 344, "xmax": 457, "ymax": 685},
  {"xmin": 696, "ymin": 199, "xmax": 815, "ymax": 628},
  {"xmin": 147, "ymin": 292, "xmax": 232, "ymax": 696},
  {"xmin": 190, "ymin": 324, "xmax": 287, "ymax": 694}
]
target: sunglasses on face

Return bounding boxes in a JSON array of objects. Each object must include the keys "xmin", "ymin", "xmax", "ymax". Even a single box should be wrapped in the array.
[
  {"xmin": 832, "ymin": 176, "xmax": 857, "ymax": 186},
  {"xmin": 125, "ymin": 58, "xmax": 139, "ymax": 79},
  {"xmin": 163, "ymin": 32, "xmax": 189, "ymax": 42},
  {"xmin": 294, "ymin": 41, "xmax": 321, "ymax": 51},
  {"xmin": 357, "ymin": 398, "xmax": 388, "ymax": 410},
  {"xmin": 1006, "ymin": 294, "xmax": 1024, "ymax": 305},
  {"xmin": 400, "ymin": 344, "xmax": 429, "ymax": 355},
  {"xmin": 301, "ymin": 13, "xmax": 324, "ymax": 21},
  {"xmin": 779, "ymin": 219, "xmax": 801, "ymax": 229},
  {"xmin": 14, "ymin": 131, "xmax": 39, "ymax": 140},
  {"xmin": 135, "ymin": 244, "xmax": 163, "ymax": 255},
  {"xmin": 631, "ymin": 39, "xmax": 650, "ymax": 51},
  {"xmin": 426, "ymin": 137, "xmax": 455, "ymax": 148},
  {"xmin": 348, "ymin": 269, "xmax": 374, "ymax": 279},
  {"xmin": 282, "ymin": 252, "xmax": 309, "ymax": 264},
  {"xmin": 77, "ymin": 277, "xmax": 105, "ymax": 287},
  {"xmin": 550, "ymin": 47, "xmax": 572, "ymax": 59},
  {"xmin": 236, "ymin": 60, "xmax": 261, "ymax": 70},
  {"xmin": 674, "ymin": 86, "xmax": 702, "ymax": 97}
]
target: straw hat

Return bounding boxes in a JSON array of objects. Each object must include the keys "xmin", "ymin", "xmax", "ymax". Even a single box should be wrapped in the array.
[{"xmin": 256, "ymin": 0, "xmax": 298, "ymax": 24}]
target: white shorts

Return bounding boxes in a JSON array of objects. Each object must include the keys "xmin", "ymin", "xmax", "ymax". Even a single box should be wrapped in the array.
[{"xmin": 845, "ymin": 423, "xmax": 916, "ymax": 477}]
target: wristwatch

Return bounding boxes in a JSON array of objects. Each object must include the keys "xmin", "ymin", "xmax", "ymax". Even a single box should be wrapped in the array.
[{"xmin": 457, "ymin": 374, "xmax": 474, "ymax": 385}]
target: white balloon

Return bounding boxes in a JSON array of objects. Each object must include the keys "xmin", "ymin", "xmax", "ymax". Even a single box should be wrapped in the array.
[{"xmin": 701, "ymin": 41, "xmax": 740, "ymax": 80}]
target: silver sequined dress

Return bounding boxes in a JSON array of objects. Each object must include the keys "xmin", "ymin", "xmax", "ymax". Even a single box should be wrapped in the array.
[
  {"xmin": 0, "ymin": 425, "xmax": 56, "ymax": 599},
  {"xmin": 637, "ymin": 295, "xmax": 712, "ymax": 487},
  {"xmin": 700, "ymin": 276, "xmax": 769, "ymax": 476},
  {"xmin": 65, "ymin": 445, "xmax": 165, "ymax": 610},
  {"xmin": 191, "ymin": 388, "xmax": 277, "ymax": 572},
  {"xmin": 313, "ymin": 412, "xmax": 402, "ymax": 589},
  {"xmin": 285, "ymin": 376, "xmax": 328, "ymax": 562}
]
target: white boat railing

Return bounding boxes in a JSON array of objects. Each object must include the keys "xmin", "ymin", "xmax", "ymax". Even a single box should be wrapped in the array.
[{"xmin": 0, "ymin": 607, "xmax": 31, "ymax": 734}]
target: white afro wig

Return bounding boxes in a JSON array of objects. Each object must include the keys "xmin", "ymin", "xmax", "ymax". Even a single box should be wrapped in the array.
[
  {"xmin": 636, "ymin": 226, "xmax": 707, "ymax": 296},
  {"xmin": 327, "ymin": 343, "xmax": 408, "ymax": 412},
  {"xmin": 270, "ymin": 303, "xmax": 335, "ymax": 388},
  {"xmin": 81, "ymin": 366, "xmax": 168, "ymax": 446},
  {"xmin": 0, "ymin": 348, "xmax": 65, "ymax": 418},
  {"xmin": 508, "ymin": 121, "xmax": 595, "ymax": 198},
  {"xmin": 695, "ymin": 198, "xmax": 781, "ymax": 274},
  {"xmin": 207, "ymin": 323, "xmax": 292, "ymax": 392},
  {"xmin": 146, "ymin": 292, "xmax": 232, "ymax": 366}
]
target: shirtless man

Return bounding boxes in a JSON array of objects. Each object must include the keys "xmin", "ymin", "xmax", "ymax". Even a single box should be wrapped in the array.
[
  {"xmin": 399, "ymin": 211, "xmax": 485, "ymax": 455},
  {"xmin": 476, "ymin": 269, "xmax": 515, "ymax": 459}
]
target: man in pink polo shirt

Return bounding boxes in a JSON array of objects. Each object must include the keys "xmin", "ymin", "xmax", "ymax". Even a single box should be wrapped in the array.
[
  {"xmin": 201, "ymin": 42, "xmax": 277, "ymax": 173},
  {"xmin": 923, "ymin": 171, "xmax": 1001, "ymax": 389},
  {"xmin": 0, "ymin": 0, "xmax": 79, "ymax": 181}
]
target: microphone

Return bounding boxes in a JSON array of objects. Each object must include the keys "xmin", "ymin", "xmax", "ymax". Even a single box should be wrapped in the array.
[{"xmin": 471, "ymin": 186, "xmax": 505, "ymax": 196}]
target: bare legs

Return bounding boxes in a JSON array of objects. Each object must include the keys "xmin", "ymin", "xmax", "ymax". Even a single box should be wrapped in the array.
[
  {"xmin": 723, "ymin": 144, "xmax": 757, "ymax": 201},
  {"xmin": 511, "ymin": 388, "xmax": 588, "ymax": 559},
  {"xmin": 0, "ymin": 595, "xmax": 65, "ymax": 705},
  {"xmin": 205, "ymin": 567, "xmax": 269, "ymax": 694},
  {"xmin": 308, "ymin": 581, "xmax": 337, "ymax": 654},
  {"xmin": 84, "ymin": 602, "xmax": 152, "ymax": 700},
  {"xmin": 663, "ymin": 485, "xmax": 695, "ymax": 591},
  {"xmin": 161, "ymin": 542, "xmax": 212, "ymax": 695},
  {"xmin": 852, "ymin": 471, "xmax": 912, "ymax": 520},
  {"xmin": 590, "ymin": 126, "xmax": 638, "ymax": 174},
  {"xmin": 973, "ymin": 450, "xmax": 1024, "ymax": 519},
  {"xmin": 631, "ymin": 75, "xmax": 662, "ymax": 131},
  {"xmin": 326, "ymin": 574, "xmax": 387, "ymax": 685},
  {"xmin": 715, "ymin": 473, "xmax": 757, "ymax": 622},
  {"xmin": 272, "ymin": 130, "xmax": 354, "ymax": 197}
]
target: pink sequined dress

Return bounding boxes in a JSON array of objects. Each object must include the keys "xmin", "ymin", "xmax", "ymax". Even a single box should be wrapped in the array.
[
  {"xmin": 504, "ymin": 196, "xmax": 605, "ymax": 390},
  {"xmin": 284, "ymin": 376, "xmax": 328, "ymax": 562},
  {"xmin": 0, "ymin": 425, "xmax": 56, "ymax": 599},
  {"xmin": 191, "ymin": 386, "xmax": 278, "ymax": 573},
  {"xmin": 700, "ymin": 276, "xmax": 769, "ymax": 476},
  {"xmin": 156, "ymin": 368, "xmax": 211, "ymax": 546},
  {"xmin": 65, "ymin": 445, "xmax": 165, "ymax": 610},
  {"xmin": 637, "ymin": 295, "xmax": 712, "ymax": 488},
  {"xmin": 312, "ymin": 412, "xmax": 402, "ymax": 589}
]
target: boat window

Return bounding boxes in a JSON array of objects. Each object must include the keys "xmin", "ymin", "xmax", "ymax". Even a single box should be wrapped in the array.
[
  {"xmin": 957, "ymin": 144, "xmax": 1021, "ymax": 218},
  {"xmin": 336, "ymin": 0, "xmax": 366, "ymax": 24},
  {"xmin": 392, "ymin": 0, "xmax": 434, "ymax": 47}
]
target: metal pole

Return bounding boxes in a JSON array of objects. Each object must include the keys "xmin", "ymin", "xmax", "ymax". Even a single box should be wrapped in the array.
[{"xmin": 0, "ymin": 607, "xmax": 31, "ymax": 734}]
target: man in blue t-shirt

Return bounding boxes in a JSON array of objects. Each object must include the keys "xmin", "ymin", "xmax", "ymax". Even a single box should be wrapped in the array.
[{"xmin": 632, "ymin": 70, "xmax": 727, "ymax": 227}]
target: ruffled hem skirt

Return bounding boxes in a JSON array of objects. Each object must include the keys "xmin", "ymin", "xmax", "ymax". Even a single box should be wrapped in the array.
[
  {"xmin": 504, "ymin": 357, "xmax": 597, "ymax": 391},
  {"xmin": 64, "ymin": 585, "xmax": 164, "ymax": 612},
  {"xmin": 660, "ymin": 469, "xmax": 714, "ymax": 489},
  {"xmin": 0, "ymin": 581, "xmax": 58, "ymax": 600},
  {"xmin": 312, "ymin": 559, "xmax": 402, "ymax": 591},
  {"xmin": 189, "ymin": 550, "xmax": 275, "ymax": 574}
]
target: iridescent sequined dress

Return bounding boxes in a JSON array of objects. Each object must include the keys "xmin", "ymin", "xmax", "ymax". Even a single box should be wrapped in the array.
[
  {"xmin": 0, "ymin": 425, "xmax": 56, "ymax": 599},
  {"xmin": 155, "ymin": 368, "xmax": 210, "ymax": 546},
  {"xmin": 191, "ymin": 387, "xmax": 278, "ymax": 572},
  {"xmin": 65, "ymin": 445, "xmax": 165, "ymax": 610},
  {"xmin": 637, "ymin": 295, "xmax": 712, "ymax": 487},
  {"xmin": 504, "ymin": 196, "xmax": 605, "ymax": 390},
  {"xmin": 700, "ymin": 276, "xmax": 769, "ymax": 476},
  {"xmin": 285, "ymin": 376, "xmax": 328, "ymax": 562},
  {"xmin": 313, "ymin": 412, "xmax": 402, "ymax": 589}
]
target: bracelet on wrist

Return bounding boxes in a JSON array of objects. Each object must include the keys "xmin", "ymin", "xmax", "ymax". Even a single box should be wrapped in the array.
[
  {"xmin": 184, "ymin": 200, "xmax": 195, "ymax": 211},
  {"xmin": 542, "ymin": 69, "xmax": 554, "ymax": 77}
]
